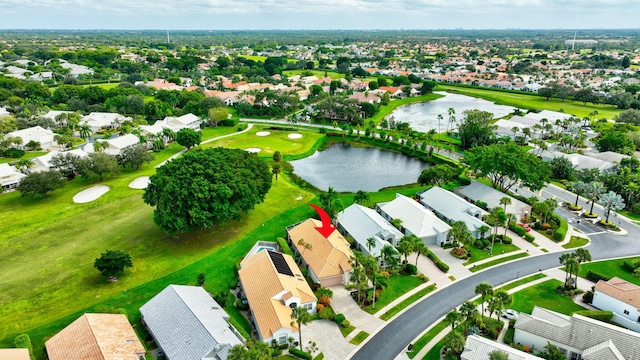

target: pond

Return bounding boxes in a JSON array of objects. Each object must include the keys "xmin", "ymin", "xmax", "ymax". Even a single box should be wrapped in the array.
[
  {"xmin": 389, "ymin": 92, "xmax": 517, "ymax": 133},
  {"xmin": 290, "ymin": 143, "xmax": 429, "ymax": 192}
]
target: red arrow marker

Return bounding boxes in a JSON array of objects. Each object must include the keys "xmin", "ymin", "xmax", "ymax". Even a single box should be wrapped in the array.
[{"xmin": 310, "ymin": 204, "xmax": 336, "ymax": 238}]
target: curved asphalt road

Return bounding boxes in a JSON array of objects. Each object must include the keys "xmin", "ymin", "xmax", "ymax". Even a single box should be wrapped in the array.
[{"xmin": 351, "ymin": 205, "xmax": 640, "ymax": 360}]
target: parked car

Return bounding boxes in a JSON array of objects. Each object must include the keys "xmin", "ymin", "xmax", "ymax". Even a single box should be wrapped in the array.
[
  {"xmin": 517, "ymin": 223, "xmax": 531, "ymax": 232},
  {"xmin": 502, "ymin": 309, "xmax": 519, "ymax": 320}
]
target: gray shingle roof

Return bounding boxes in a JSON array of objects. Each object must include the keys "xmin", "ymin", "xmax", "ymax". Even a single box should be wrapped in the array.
[
  {"xmin": 456, "ymin": 181, "xmax": 530, "ymax": 215},
  {"xmin": 377, "ymin": 194, "xmax": 451, "ymax": 238},
  {"xmin": 515, "ymin": 306, "xmax": 640, "ymax": 360},
  {"xmin": 461, "ymin": 335, "xmax": 542, "ymax": 360},
  {"xmin": 140, "ymin": 285, "xmax": 244, "ymax": 360},
  {"xmin": 419, "ymin": 186, "xmax": 488, "ymax": 232}
]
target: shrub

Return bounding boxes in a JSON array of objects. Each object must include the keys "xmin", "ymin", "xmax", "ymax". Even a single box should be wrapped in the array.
[
  {"xmin": 623, "ymin": 261, "xmax": 639, "ymax": 272},
  {"xmin": 524, "ymin": 233, "xmax": 535, "ymax": 242},
  {"xmin": 586, "ymin": 270, "xmax": 611, "ymax": 283},
  {"xmin": 316, "ymin": 304, "xmax": 325, "ymax": 311},
  {"xmin": 427, "ymin": 251, "xmax": 449, "ymax": 272},
  {"xmin": 318, "ymin": 307, "xmax": 334, "ymax": 320},
  {"xmin": 277, "ymin": 237, "xmax": 294, "ymax": 256},
  {"xmin": 220, "ymin": 118, "xmax": 238, "ymax": 127},
  {"xmin": 271, "ymin": 349, "xmax": 283, "ymax": 357},
  {"xmin": 237, "ymin": 123, "xmax": 248, "ymax": 131},
  {"xmin": 553, "ymin": 216, "xmax": 568, "ymax": 241},
  {"xmin": 340, "ymin": 319, "xmax": 351, "ymax": 328},
  {"xmin": 510, "ymin": 223, "xmax": 526, "ymax": 237},
  {"xmin": 582, "ymin": 291, "xmax": 594, "ymax": 304},
  {"xmin": 574, "ymin": 310, "xmax": 613, "ymax": 322},
  {"xmin": 1, "ymin": 148, "xmax": 25, "ymax": 158},
  {"xmin": 501, "ymin": 236, "xmax": 513, "ymax": 244},
  {"xmin": 533, "ymin": 221, "xmax": 543, "ymax": 230},
  {"xmin": 474, "ymin": 239, "xmax": 484, "ymax": 248},
  {"xmin": 289, "ymin": 347, "xmax": 313, "ymax": 360},
  {"xmin": 235, "ymin": 298, "xmax": 249, "ymax": 310},
  {"xmin": 334, "ymin": 313, "xmax": 346, "ymax": 324},
  {"xmin": 14, "ymin": 334, "xmax": 33, "ymax": 351},
  {"xmin": 450, "ymin": 247, "xmax": 468, "ymax": 259},
  {"xmin": 482, "ymin": 238, "xmax": 491, "ymax": 247},
  {"xmin": 542, "ymin": 223, "xmax": 551, "ymax": 230},
  {"xmin": 417, "ymin": 273, "xmax": 429, "ymax": 282},
  {"xmin": 403, "ymin": 263, "xmax": 418, "ymax": 275},
  {"xmin": 475, "ymin": 200, "xmax": 488, "ymax": 210}
]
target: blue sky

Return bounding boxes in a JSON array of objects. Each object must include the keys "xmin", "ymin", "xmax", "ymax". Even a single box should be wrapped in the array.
[{"xmin": 0, "ymin": 0, "xmax": 636, "ymax": 30}]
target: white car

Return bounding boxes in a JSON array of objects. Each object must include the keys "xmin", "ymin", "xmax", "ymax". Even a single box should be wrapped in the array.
[{"xmin": 502, "ymin": 309, "xmax": 519, "ymax": 320}]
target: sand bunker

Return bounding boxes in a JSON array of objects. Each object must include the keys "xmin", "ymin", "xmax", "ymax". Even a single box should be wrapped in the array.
[
  {"xmin": 73, "ymin": 185, "xmax": 110, "ymax": 204},
  {"xmin": 244, "ymin": 147, "xmax": 262, "ymax": 153},
  {"xmin": 129, "ymin": 176, "xmax": 150, "ymax": 189},
  {"xmin": 256, "ymin": 131, "xmax": 271, "ymax": 136},
  {"xmin": 288, "ymin": 133, "xmax": 303, "ymax": 139}
]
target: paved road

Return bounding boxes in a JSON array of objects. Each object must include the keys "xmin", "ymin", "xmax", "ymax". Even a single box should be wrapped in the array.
[{"xmin": 351, "ymin": 208, "xmax": 640, "ymax": 360}]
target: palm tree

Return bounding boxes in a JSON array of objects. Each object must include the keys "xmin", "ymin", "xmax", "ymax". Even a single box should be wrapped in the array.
[
  {"xmin": 362, "ymin": 255, "xmax": 379, "ymax": 309},
  {"xmin": 380, "ymin": 245, "xmax": 399, "ymax": 270},
  {"xmin": 446, "ymin": 107, "xmax": 456, "ymax": 135},
  {"xmin": 450, "ymin": 221, "xmax": 472, "ymax": 248},
  {"xmin": 600, "ymin": 191, "xmax": 625, "ymax": 224},
  {"xmin": 290, "ymin": 307, "xmax": 312, "ymax": 351},
  {"xmin": 499, "ymin": 196, "xmax": 512, "ymax": 213},
  {"xmin": 354, "ymin": 190, "xmax": 371, "ymax": 205},
  {"xmin": 16, "ymin": 159, "xmax": 34, "ymax": 173},
  {"xmin": 511, "ymin": 126, "xmax": 520, "ymax": 139},
  {"xmin": 413, "ymin": 238, "xmax": 426, "ymax": 267},
  {"xmin": 573, "ymin": 248, "xmax": 592, "ymax": 287},
  {"xmin": 459, "ymin": 301, "xmax": 479, "ymax": 329},
  {"xmin": 319, "ymin": 186, "xmax": 341, "ymax": 219},
  {"xmin": 478, "ymin": 225, "xmax": 491, "ymax": 239},
  {"xmin": 162, "ymin": 127, "xmax": 176, "ymax": 143},
  {"xmin": 488, "ymin": 207, "xmax": 504, "ymax": 255},
  {"xmin": 366, "ymin": 237, "xmax": 376, "ymax": 254},
  {"xmin": 504, "ymin": 213, "xmax": 517, "ymax": 236},
  {"xmin": 349, "ymin": 259, "xmax": 367, "ymax": 302},
  {"xmin": 475, "ymin": 282, "xmax": 494, "ymax": 315},
  {"xmin": 586, "ymin": 181, "xmax": 606, "ymax": 215},
  {"xmin": 443, "ymin": 331, "xmax": 465, "ymax": 357},
  {"xmin": 397, "ymin": 236, "xmax": 415, "ymax": 264},
  {"xmin": 444, "ymin": 309, "xmax": 462, "ymax": 331},
  {"xmin": 78, "ymin": 124, "xmax": 92, "ymax": 140},
  {"xmin": 390, "ymin": 218, "xmax": 403, "ymax": 232},
  {"xmin": 437, "ymin": 114, "xmax": 443, "ymax": 134},
  {"xmin": 571, "ymin": 181, "xmax": 588, "ymax": 209}
]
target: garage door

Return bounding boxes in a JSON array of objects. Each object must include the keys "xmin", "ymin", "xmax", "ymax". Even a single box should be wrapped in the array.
[{"xmin": 321, "ymin": 276, "xmax": 343, "ymax": 287}]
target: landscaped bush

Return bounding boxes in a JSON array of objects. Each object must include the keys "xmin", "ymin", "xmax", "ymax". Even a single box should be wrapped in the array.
[
  {"xmin": 475, "ymin": 200, "xmax": 488, "ymax": 210},
  {"xmin": 501, "ymin": 235, "xmax": 513, "ymax": 244},
  {"xmin": 482, "ymin": 238, "xmax": 491, "ymax": 247},
  {"xmin": 219, "ymin": 118, "xmax": 239, "ymax": 127},
  {"xmin": 318, "ymin": 307, "xmax": 334, "ymax": 320},
  {"xmin": 289, "ymin": 347, "xmax": 313, "ymax": 360},
  {"xmin": 427, "ymin": 250, "xmax": 449, "ymax": 272},
  {"xmin": 510, "ymin": 223, "xmax": 526, "ymax": 237},
  {"xmin": 271, "ymin": 349, "xmax": 283, "ymax": 357},
  {"xmin": 277, "ymin": 237, "xmax": 294, "ymax": 256},
  {"xmin": 450, "ymin": 247, "xmax": 469, "ymax": 259},
  {"xmin": 575, "ymin": 310, "xmax": 614, "ymax": 322},
  {"xmin": 586, "ymin": 270, "xmax": 611, "ymax": 283},
  {"xmin": 235, "ymin": 298, "xmax": 249, "ymax": 310},
  {"xmin": 237, "ymin": 123, "xmax": 248, "ymax": 131},
  {"xmin": 340, "ymin": 319, "xmax": 350, "ymax": 328},
  {"xmin": 1, "ymin": 148, "xmax": 25, "ymax": 158},
  {"xmin": 14, "ymin": 333, "xmax": 34, "ymax": 360},
  {"xmin": 417, "ymin": 274, "xmax": 429, "ymax": 282},
  {"xmin": 623, "ymin": 260, "xmax": 640, "ymax": 273},
  {"xmin": 524, "ymin": 233, "xmax": 535, "ymax": 242},
  {"xmin": 334, "ymin": 313, "xmax": 346, "ymax": 324},
  {"xmin": 403, "ymin": 263, "xmax": 418, "ymax": 275},
  {"xmin": 582, "ymin": 291, "xmax": 594, "ymax": 304},
  {"xmin": 553, "ymin": 215, "xmax": 568, "ymax": 242},
  {"xmin": 474, "ymin": 239, "xmax": 484, "ymax": 248}
]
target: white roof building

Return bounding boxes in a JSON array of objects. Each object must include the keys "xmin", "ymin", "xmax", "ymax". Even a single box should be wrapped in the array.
[
  {"xmin": 419, "ymin": 186, "xmax": 489, "ymax": 239},
  {"xmin": 31, "ymin": 149, "xmax": 87, "ymax": 173},
  {"xmin": 42, "ymin": 110, "xmax": 74, "ymax": 122},
  {"xmin": 0, "ymin": 163, "xmax": 27, "ymax": 191},
  {"xmin": 80, "ymin": 112, "xmax": 129, "ymax": 132},
  {"xmin": 377, "ymin": 194, "xmax": 452, "ymax": 245},
  {"xmin": 462, "ymin": 335, "xmax": 542, "ymax": 360},
  {"xmin": 6, "ymin": 126, "xmax": 57, "ymax": 150},
  {"xmin": 337, "ymin": 204, "xmax": 404, "ymax": 258},
  {"xmin": 89, "ymin": 134, "xmax": 140, "ymax": 156}
]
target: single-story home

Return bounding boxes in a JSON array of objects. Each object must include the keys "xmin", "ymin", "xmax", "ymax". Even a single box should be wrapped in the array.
[
  {"xmin": 287, "ymin": 218, "xmax": 354, "ymax": 287},
  {"xmin": 162, "ymin": 113, "xmax": 202, "ymax": 131},
  {"xmin": 419, "ymin": 186, "xmax": 489, "ymax": 239},
  {"xmin": 87, "ymin": 134, "xmax": 140, "ymax": 156},
  {"xmin": 238, "ymin": 250, "xmax": 317, "ymax": 345},
  {"xmin": 377, "ymin": 194, "xmax": 452, "ymax": 246},
  {"xmin": 0, "ymin": 163, "xmax": 27, "ymax": 191},
  {"xmin": 515, "ymin": 306, "xmax": 640, "ymax": 360},
  {"xmin": 30, "ymin": 149, "xmax": 87, "ymax": 173},
  {"xmin": 536, "ymin": 150, "xmax": 618, "ymax": 174},
  {"xmin": 455, "ymin": 181, "xmax": 532, "ymax": 220},
  {"xmin": 337, "ymin": 203, "xmax": 403, "ymax": 260},
  {"xmin": 6, "ymin": 126, "xmax": 57, "ymax": 150},
  {"xmin": 593, "ymin": 277, "xmax": 640, "ymax": 331},
  {"xmin": 0, "ymin": 348, "xmax": 31, "ymax": 360},
  {"xmin": 461, "ymin": 334, "xmax": 542, "ymax": 360},
  {"xmin": 45, "ymin": 313, "xmax": 145, "ymax": 360},
  {"xmin": 80, "ymin": 112, "xmax": 130, "ymax": 132},
  {"xmin": 140, "ymin": 284, "xmax": 244, "ymax": 360},
  {"xmin": 41, "ymin": 110, "xmax": 74, "ymax": 124}
]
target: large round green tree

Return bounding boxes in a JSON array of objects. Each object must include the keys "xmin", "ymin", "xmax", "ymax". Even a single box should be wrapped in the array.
[{"xmin": 143, "ymin": 148, "xmax": 272, "ymax": 234}]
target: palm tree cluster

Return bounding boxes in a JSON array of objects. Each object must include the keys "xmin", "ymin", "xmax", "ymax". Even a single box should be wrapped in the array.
[{"xmin": 559, "ymin": 248, "xmax": 592, "ymax": 290}]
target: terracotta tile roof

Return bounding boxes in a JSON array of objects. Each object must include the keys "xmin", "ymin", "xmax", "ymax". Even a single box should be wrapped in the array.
[
  {"xmin": 595, "ymin": 277, "xmax": 640, "ymax": 309},
  {"xmin": 0, "ymin": 348, "xmax": 31, "ymax": 360},
  {"xmin": 238, "ymin": 251, "xmax": 316, "ymax": 340},
  {"xmin": 45, "ymin": 313, "xmax": 145, "ymax": 360},
  {"xmin": 287, "ymin": 219, "xmax": 353, "ymax": 279}
]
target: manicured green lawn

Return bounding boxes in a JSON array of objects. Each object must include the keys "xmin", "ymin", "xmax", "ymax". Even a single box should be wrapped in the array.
[
  {"xmin": 0, "ymin": 151, "xmax": 49, "ymax": 164},
  {"xmin": 363, "ymin": 275, "xmax": 425, "ymax": 314},
  {"xmin": 436, "ymin": 85, "xmax": 622, "ymax": 120},
  {"xmin": 340, "ymin": 325, "xmax": 356, "ymax": 337},
  {"xmin": 563, "ymin": 236, "xmax": 589, "ymax": 249},
  {"xmin": 367, "ymin": 93, "xmax": 445, "ymax": 124},
  {"xmin": 407, "ymin": 320, "xmax": 447, "ymax": 359},
  {"xmin": 349, "ymin": 331, "xmax": 370, "ymax": 345},
  {"xmin": 422, "ymin": 342, "xmax": 443, "ymax": 360},
  {"xmin": 81, "ymin": 83, "xmax": 119, "ymax": 89},
  {"xmin": 200, "ymin": 126, "xmax": 239, "ymax": 140},
  {"xmin": 463, "ymin": 243, "xmax": 520, "ymax": 265},
  {"xmin": 578, "ymin": 257, "xmax": 640, "ymax": 286},
  {"xmin": 199, "ymin": 125, "xmax": 323, "ymax": 158},
  {"xmin": 469, "ymin": 253, "xmax": 529, "ymax": 272},
  {"xmin": 511, "ymin": 279, "xmax": 587, "ymax": 316},
  {"xmin": 496, "ymin": 274, "xmax": 547, "ymax": 292},
  {"xmin": 380, "ymin": 285, "xmax": 436, "ymax": 321}
]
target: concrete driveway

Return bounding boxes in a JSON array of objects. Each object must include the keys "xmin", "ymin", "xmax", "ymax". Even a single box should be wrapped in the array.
[
  {"xmin": 330, "ymin": 286, "xmax": 385, "ymax": 334},
  {"xmin": 306, "ymin": 319, "xmax": 357, "ymax": 360}
]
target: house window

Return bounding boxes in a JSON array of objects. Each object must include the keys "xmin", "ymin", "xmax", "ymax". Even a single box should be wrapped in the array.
[
  {"xmin": 558, "ymin": 348, "xmax": 567, "ymax": 355},
  {"xmin": 279, "ymin": 336, "xmax": 287, "ymax": 345},
  {"xmin": 624, "ymin": 310, "xmax": 630, "ymax": 315},
  {"xmin": 570, "ymin": 352, "xmax": 582, "ymax": 360},
  {"xmin": 305, "ymin": 303, "xmax": 313, "ymax": 311}
]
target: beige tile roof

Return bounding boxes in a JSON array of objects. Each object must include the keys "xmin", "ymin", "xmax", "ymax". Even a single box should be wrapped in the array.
[
  {"xmin": 595, "ymin": 277, "xmax": 640, "ymax": 309},
  {"xmin": 238, "ymin": 251, "xmax": 316, "ymax": 340},
  {"xmin": 0, "ymin": 348, "xmax": 31, "ymax": 360},
  {"xmin": 287, "ymin": 219, "xmax": 353, "ymax": 279},
  {"xmin": 45, "ymin": 313, "xmax": 145, "ymax": 360}
]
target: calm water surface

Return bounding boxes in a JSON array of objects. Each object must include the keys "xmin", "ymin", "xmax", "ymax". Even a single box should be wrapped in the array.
[{"xmin": 290, "ymin": 143, "xmax": 429, "ymax": 192}]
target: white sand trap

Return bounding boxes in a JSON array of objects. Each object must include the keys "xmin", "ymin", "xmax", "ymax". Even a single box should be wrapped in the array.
[
  {"xmin": 288, "ymin": 133, "xmax": 303, "ymax": 139},
  {"xmin": 129, "ymin": 176, "xmax": 150, "ymax": 189},
  {"xmin": 73, "ymin": 185, "xmax": 110, "ymax": 204},
  {"xmin": 256, "ymin": 131, "xmax": 271, "ymax": 136},
  {"xmin": 244, "ymin": 147, "xmax": 262, "ymax": 153}
]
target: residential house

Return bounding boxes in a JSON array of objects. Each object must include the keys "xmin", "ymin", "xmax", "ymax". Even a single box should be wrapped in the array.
[
  {"xmin": 593, "ymin": 277, "xmax": 640, "ymax": 331},
  {"xmin": 419, "ymin": 186, "xmax": 489, "ymax": 239},
  {"xmin": 31, "ymin": 149, "xmax": 87, "ymax": 173},
  {"xmin": 377, "ymin": 194, "xmax": 452, "ymax": 246},
  {"xmin": 455, "ymin": 181, "xmax": 532, "ymax": 220},
  {"xmin": 6, "ymin": 126, "xmax": 57, "ymax": 150},
  {"xmin": 88, "ymin": 134, "xmax": 140, "ymax": 156},
  {"xmin": 80, "ymin": 112, "xmax": 129, "ymax": 132},
  {"xmin": 348, "ymin": 92, "xmax": 381, "ymax": 104},
  {"xmin": 29, "ymin": 72, "xmax": 53, "ymax": 82},
  {"xmin": 536, "ymin": 150, "xmax": 618, "ymax": 174},
  {"xmin": 515, "ymin": 306, "xmax": 640, "ymax": 360},
  {"xmin": 378, "ymin": 86, "xmax": 404, "ymax": 98},
  {"xmin": 337, "ymin": 204, "xmax": 403, "ymax": 261},
  {"xmin": 525, "ymin": 110, "xmax": 571, "ymax": 123},
  {"xmin": 0, "ymin": 349, "xmax": 31, "ymax": 360},
  {"xmin": 57, "ymin": 59, "xmax": 94, "ymax": 77},
  {"xmin": 238, "ymin": 250, "xmax": 317, "ymax": 345},
  {"xmin": 0, "ymin": 163, "xmax": 27, "ymax": 191},
  {"xmin": 287, "ymin": 218, "xmax": 354, "ymax": 287},
  {"xmin": 140, "ymin": 285, "xmax": 244, "ymax": 360},
  {"xmin": 42, "ymin": 110, "xmax": 74, "ymax": 125},
  {"xmin": 163, "ymin": 113, "xmax": 203, "ymax": 131},
  {"xmin": 461, "ymin": 335, "xmax": 542, "ymax": 360},
  {"xmin": 45, "ymin": 313, "xmax": 145, "ymax": 360}
]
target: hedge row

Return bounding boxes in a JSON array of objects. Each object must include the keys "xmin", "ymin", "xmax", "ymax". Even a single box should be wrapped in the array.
[
  {"xmin": 509, "ymin": 223, "xmax": 526, "ymax": 237},
  {"xmin": 553, "ymin": 214, "xmax": 568, "ymax": 242},
  {"xmin": 574, "ymin": 310, "xmax": 614, "ymax": 322},
  {"xmin": 427, "ymin": 250, "xmax": 449, "ymax": 272},
  {"xmin": 586, "ymin": 270, "xmax": 611, "ymax": 283},
  {"xmin": 290, "ymin": 348, "xmax": 313, "ymax": 360},
  {"xmin": 277, "ymin": 237, "xmax": 294, "ymax": 256},
  {"xmin": 524, "ymin": 233, "xmax": 535, "ymax": 242}
]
